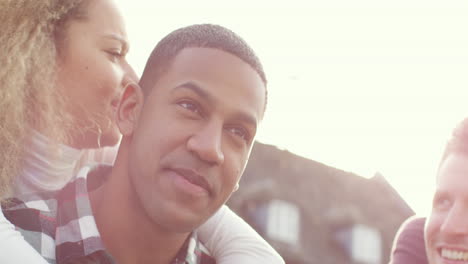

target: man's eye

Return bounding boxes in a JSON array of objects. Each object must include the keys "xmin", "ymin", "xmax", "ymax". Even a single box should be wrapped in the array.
[
  {"xmin": 433, "ymin": 195, "xmax": 452, "ymax": 211},
  {"xmin": 178, "ymin": 100, "xmax": 201, "ymax": 114},
  {"xmin": 226, "ymin": 126, "xmax": 250, "ymax": 142}
]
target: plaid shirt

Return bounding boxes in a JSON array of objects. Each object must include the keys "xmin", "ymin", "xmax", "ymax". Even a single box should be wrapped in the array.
[{"xmin": 3, "ymin": 165, "xmax": 215, "ymax": 264}]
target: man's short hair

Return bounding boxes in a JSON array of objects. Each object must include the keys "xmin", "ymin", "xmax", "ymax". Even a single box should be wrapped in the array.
[
  {"xmin": 139, "ymin": 24, "xmax": 267, "ymax": 111},
  {"xmin": 439, "ymin": 118, "xmax": 468, "ymax": 168}
]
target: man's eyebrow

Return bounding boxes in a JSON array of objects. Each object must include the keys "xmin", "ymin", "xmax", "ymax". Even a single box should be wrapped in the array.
[
  {"xmin": 235, "ymin": 112, "xmax": 258, "ymax": 132},
  {"xmin": 173, "ymin": 81, "xmax": 258, "ymax": 129},
  {"xmin": 173, "ymin": 82, "xmax": 213, "ymax": 103}
]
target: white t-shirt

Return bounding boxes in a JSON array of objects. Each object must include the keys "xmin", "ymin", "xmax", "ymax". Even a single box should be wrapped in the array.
[{"xmin": 200, "ymin": 205, "xmax": 284, "ymax": 263}]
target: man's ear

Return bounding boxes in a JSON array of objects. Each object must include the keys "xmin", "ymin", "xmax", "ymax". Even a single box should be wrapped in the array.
[{"xmin": 116, "ymin": 82, "xmax": 144, "ymax": 136}]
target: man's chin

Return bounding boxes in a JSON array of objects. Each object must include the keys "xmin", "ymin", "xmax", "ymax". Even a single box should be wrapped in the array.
[{"xmin": 154, "ymin": 209, "xmax": 209, "ymax": 234}]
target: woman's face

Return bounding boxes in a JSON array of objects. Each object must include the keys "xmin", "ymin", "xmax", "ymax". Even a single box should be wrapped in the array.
[{"xmin": 56, "ymin": 0, "xmax": 134, "ymax": 149}]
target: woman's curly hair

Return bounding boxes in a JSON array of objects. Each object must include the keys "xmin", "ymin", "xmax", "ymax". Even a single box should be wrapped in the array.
[{"xmin": 0, "ymin": 0, "xmax": 88, "ymax": 199}]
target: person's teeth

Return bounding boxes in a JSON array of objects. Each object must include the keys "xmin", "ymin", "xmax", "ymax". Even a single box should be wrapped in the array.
[{"xmin": 442, "ymin": 248, "xmax": 468, "ymax": 261}]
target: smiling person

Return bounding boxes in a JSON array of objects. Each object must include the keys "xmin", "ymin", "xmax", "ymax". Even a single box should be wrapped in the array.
[
  {"xmin": 425, "ymin": 118, "xmax": 468, "ymax": 264},
  {"xmin": 0, "ymin": 1, "xmax": 282, "ymax": 263},
  {"xmin": 390, "ymin": 118, "xmax": 468, "ymax": 264},
  {"xmin": 3, "ymin": 24, "xmax": 270, "ymax": 263}
]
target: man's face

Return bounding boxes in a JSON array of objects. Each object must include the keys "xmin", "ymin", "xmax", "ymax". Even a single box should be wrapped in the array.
[
  {"xmin": 425, "ymin": 153, "xmax": 468, "ymax": 263},
  {"xmin": 127, "ymin": 47, "xmax": 265, "ymax": 232}
]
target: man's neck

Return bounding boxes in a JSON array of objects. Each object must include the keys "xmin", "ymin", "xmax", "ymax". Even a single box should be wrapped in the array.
[{"xmin": 89, "ymin": 145, "xmax": 190, "ymax": 264}]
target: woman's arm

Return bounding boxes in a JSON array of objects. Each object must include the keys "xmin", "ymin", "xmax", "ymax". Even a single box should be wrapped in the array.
[
  {"xmin": 0, "ymin": 208, "xmax": 48, "ymax": 263},
  {"xmin": 198, "ymin": 205, "xmax": 284, "ymax": 264}
]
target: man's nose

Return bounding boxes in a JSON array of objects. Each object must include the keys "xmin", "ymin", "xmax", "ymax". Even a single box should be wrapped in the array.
[
  {"xmin": 186, "ymin": 121, "xmax": 225, "ymax": 166},
  {"xmin": 440, "ymin": 203, "xmax": 468, "ymax": 237}
]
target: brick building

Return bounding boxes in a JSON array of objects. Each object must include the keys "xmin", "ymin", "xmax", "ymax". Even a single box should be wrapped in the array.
[{"xmin": 227, "ymin": 142, "xmax": 414, "ymax": 264}]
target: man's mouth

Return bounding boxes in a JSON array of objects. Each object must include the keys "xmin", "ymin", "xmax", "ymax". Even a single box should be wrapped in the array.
[
  {"xmin": 441, "ymin": 248, "xmax": 468, "ymax": 261},
  {"xmin": 171, "ymin": 168, "xmax": 212, "ymax": 195}
]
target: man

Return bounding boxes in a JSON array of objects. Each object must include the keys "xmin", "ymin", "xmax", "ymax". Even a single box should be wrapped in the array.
[
  {"xmin": 390, "ymin": 119, "xmax": 468, "ymax": 264},
  {"xmin": 3, "ymin": 24, "xmax": 267, "ymax": 264},
  {"xmin": 425, "ymin": 118, "xmax": 468, "ymax": 264}
]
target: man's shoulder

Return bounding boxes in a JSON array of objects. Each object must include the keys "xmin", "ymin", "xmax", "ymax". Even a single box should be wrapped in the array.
[
  {"xmin": 2, "ymin": 186, "xmax": 59, "ymax": 233},
  {"xmin": 2, "ymin": 164, "xmax": 106, "ymax": 210},
  {"xmin": 1, "ymin": 164, "xmax": 112, "ymax": 263},
  {"xmin": 2, "ymin": 191, "xmax": 59, "ymax": 262},
  {"xmin": 399, "ymin": 216, "xmax": 426, "ymax": 237}
]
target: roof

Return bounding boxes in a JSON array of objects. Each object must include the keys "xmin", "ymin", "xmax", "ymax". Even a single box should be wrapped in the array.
[{"xmin": 228, "ymin": 141, "xmax": 414, "ymax": 263}]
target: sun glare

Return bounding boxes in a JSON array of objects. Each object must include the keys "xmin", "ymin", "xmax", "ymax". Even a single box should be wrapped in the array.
[{"xmin": 121, "ymin": 0, "xmax": 468, "ymax": 216}]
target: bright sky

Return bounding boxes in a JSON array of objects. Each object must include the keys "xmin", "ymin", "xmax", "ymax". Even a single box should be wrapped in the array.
[{"xmin": 120, "ymin": 0, "xmax": 468, "ymax": 216}]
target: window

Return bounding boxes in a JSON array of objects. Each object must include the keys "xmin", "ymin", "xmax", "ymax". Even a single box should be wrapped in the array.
[
  {"xmin": 336, "ymin": 224, "xmax": 382, "ymax": 264},
  {"xmin": 265, "ymin": 199, "xmax": 300, "ymax": 245}
]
